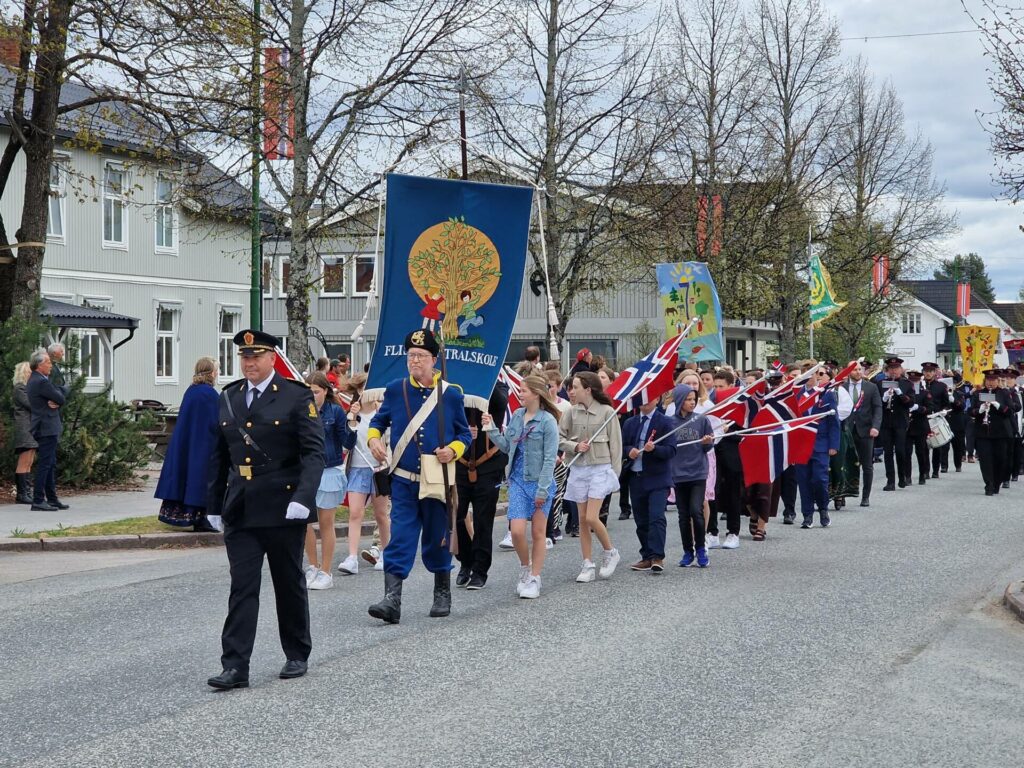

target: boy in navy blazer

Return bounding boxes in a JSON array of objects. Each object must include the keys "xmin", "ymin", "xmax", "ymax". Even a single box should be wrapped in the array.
[{"xmin": 622, "ymin": 399, "xmax": 677, "ymax": 572}]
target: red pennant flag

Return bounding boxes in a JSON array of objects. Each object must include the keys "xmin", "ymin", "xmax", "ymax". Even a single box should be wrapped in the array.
[
  {"xmin": 956, "ymin": 281, "xmax": 971, "ymax": 319},
  {"xmin": 872, "ymin": 253, "xmax": 890, "ymax": 296}
]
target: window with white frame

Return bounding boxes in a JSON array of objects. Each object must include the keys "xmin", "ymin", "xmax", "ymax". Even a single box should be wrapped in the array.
[
  {"xmin": 321, "ymin": 255, "xmax": 346, "ymax": 296},
  {"xmin": 154, "ymin": 173, "xmax": 177, "ymax": 252},
  {"xmin": 103, "ymin": 163, "xmax": 128, "ymax": 247},
  {"xmin": 155, "ymin": 304, "xmax": 180, "ymax": 382},
  {"xmin": 901, "ymin": 312, "xmax": 922, "ymax": 335},
  {"xmin": 218, "ymin": 308, "xmax": 242, "ymax": 378},
  {"xmin": 78, "ymin": 331, "xmax": 103, "ymax": 382},
  {"xmin": 352, "ymin": 253, "xmax": 375, "ymax": 296},
  {"xmin": 262, "ymin": 257, "xmax": 276, "ymax": 297},
  {"xmin": 47, "ymin": 158, "xmax": 67, "ymax": 240}
]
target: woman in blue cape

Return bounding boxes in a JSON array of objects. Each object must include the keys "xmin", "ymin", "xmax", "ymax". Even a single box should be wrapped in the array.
[{"xmin": 156, "ymin": 357, "xmax": 221, "ymax": 532}]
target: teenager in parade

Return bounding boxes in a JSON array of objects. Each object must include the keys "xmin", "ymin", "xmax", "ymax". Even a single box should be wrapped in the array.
[
  {"xmin": 482, "ymin": 375, "xmax": 560, "ymax": 598},
  {"xmin": 303, "ymin": 371, "xmax": 358, "ymax": 590},
  {"xmin": 796, "ymin": 368, "xmax": 840, "ymax": 529},
  {"xmin": 558, "ymin": 371, "xmax": 623, "ymax": 583},
  {"xmin": 670, "ymin": 383, "xmax": 715, "ymax": 567}
]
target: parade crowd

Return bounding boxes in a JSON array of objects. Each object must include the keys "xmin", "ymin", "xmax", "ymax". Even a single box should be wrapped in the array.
[{"xmin": 45, "ymin": 327, "xmax": 1014, "ymax": 690}]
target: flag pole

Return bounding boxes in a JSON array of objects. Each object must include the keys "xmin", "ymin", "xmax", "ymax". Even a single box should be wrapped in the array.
[
  {"xmin": 673, "ymin": 410, "xmax": 835, "ymax": 447},
  {"xmin": 249, "ymin": 0, "xmax": 263, "ymax": 331},
  {"xmin": 807, "ymin": 223, "xmax": 814, "ymax": 359}
]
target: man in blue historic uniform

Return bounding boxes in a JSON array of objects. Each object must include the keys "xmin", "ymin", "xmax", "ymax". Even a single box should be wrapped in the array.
[
  {"xmin": 205, "ymin": 329, "xmax": 325, "ymax": 690},
  {"xmin": 367, "ymin": 328, "xmax": 472, "ymax": 624}
]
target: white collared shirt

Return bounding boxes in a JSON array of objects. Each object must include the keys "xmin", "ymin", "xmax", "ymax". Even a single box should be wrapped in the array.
[{"xmin": 246, "ymin": 370, "xmax": 275, "ymax": 407}]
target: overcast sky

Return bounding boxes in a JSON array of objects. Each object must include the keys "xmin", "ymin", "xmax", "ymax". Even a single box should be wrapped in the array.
[{"xmin": 826, "ymin": 0, "xmax": 1021, "ymax": 300}]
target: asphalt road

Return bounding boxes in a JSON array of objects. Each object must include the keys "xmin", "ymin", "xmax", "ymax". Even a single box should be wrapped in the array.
[{"xmin": 2, "ymin": 463, "xmax": 1024, "ymax": 768}]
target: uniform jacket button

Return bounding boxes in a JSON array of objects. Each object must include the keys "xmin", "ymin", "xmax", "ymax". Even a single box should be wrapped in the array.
[
  {"xmin": 274, "ymin": 420, "xmax": 280, "ymax": 425},
  {"xmin": 245, "ymin": 457, "xmax": 251, "ymax": 464},
  {"xmin": 286, "ymin": 484, "xmax": 293, "ymax": 490},
  {"xmin": 246, "ymin": 422, "xmax": 253, "ymax": 428}
]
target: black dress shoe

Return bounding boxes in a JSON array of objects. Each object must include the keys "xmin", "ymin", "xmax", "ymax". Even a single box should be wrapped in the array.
[
  {"xmin": 455, "ymin": 568, "xmax": 471, "ymax": 588},
  {"xmin": 207, "ymin": 668, "xmax": 249, "ymax": 690},
  {"xmin": 930, "ymin": 472, "xmax": 939, "ymax": 479},
  {"xmin": 193, "ymin": 519, "xmax": 218, "ymax": 533},
  {"xmin": 618, "ymin": 511, "xmax": 631, "ymax": 520},
  {"xmin": 279, "ymin": 660, "xmax": 307, "ymax": 679},
  {"xmin": 30, "ymin": 502, "xmax": 58, "ymax": 511},
  {"xmin": 1001, "ymin": 481, "xmax": 1010, "ymax": 489},
  {"xmin": 918, "ymin": 476, "xmax": 926, "ymax": 485},
  {"xmin": 882, "ymin": 484, "xmax": 895, "ymax": 492},
  {"xmin": 860, "ymin": 499, "xmax": 870, "ymax": 508},
  {"xmin": 897, "ymin": 479, "xmax": 907, "ymax": 488},
  {"xmin": 47, "ymin": 499, "xmax": 70, "ymax": 510}
]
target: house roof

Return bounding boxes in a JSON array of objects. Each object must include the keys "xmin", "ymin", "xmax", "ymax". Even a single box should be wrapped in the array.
[
  {"xmin": 989, "ymin": 301, "xmax": 1024, "ymax": 331},
  {"xmin": 898, "ymin": 279, "xmax": 992, "ymax": 322},
  {"xmin": 0, "ymin": 67, "xmax": 252, "ymax": 218},
  {"xmin": 41, "ymin": 298, "xmax": 139, "ymax": 330}
]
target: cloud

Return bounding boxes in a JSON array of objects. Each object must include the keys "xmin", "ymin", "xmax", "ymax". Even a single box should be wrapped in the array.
[{"xmin": 825, "ymin": 0, "xmax": 1021, "ymax": 298}]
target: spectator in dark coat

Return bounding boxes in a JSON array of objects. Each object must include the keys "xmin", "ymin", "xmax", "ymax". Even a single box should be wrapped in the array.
[
  {"xmin": 26, "ymin": 349, "xmax": 67, "ymax": 511},
  {"xmin": 12, "ymin": 362, "xmax": 38, "ymax": 504},
  {"xmin": 156, "ymin": 357, "xmax": 222, "ymax": 531}
]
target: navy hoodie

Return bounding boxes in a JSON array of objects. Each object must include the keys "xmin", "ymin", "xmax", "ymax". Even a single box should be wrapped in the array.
[{"xmin": 670, "ymin": 384, "xmax": 714, "ymax": 482}]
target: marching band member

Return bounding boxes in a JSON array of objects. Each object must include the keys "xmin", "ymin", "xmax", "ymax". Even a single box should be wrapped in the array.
[
  {"xmin": 970, "ymin": 369, "xmax": 1013, "ymax": 496},
  {"xmin": 921, "ymin": 362, "xmax": 951, "ymax": 479},
  {"xmin": 879, "ymin": 357, "xmax": 914, "ymax": 491}
]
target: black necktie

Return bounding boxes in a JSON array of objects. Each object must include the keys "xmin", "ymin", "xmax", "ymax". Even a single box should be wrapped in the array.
[{"xmin": 248, "ymin": 387, "xmax": 261, "ymax": 410}]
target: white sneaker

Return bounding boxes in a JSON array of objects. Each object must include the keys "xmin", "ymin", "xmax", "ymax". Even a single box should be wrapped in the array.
[
  {"xmin": 374, "ymin": 558, "xmax": 384, "ymax": 571},
  {"xmin": 360, "ymin": 546, "xmax": 380, "ymax": 565},
  {"xmin": 722, "ymin": 533, "xmax": 740, "ymax": 550},
  {"xmin": 520, "ymin": 575, "xmax": 541, "ymax": 599},
  {"xmin": 304, "ymin": 564, "xmax": 318, "ymax": 587},
  {"xmin": 308, "ymin": 570, "xmax": 333, "ymax": 590},
  {"xmin": 545, "ymin": 537, "xmax": 554, "ymax": 550},
  {"xmin": 498, "ymin": 531, "xmax": 514, "ymax": 550},
  {"xmin": 706, "ymin": 534, "xmax": 721, "ymax": 549},
  {"xmin": 576, "ymin": 560, "xmax": 597, "ymax": 583},
  {"xmin": 598, "ymin": 548, "xmax": 620, "ymax": 579},
  {"xmin": 337, "ymin": 555, "xmax": 359, "ymax": 575},
  {"xmin": 515, "ymin": 565, "xmax": 530, "ymax": 596}
]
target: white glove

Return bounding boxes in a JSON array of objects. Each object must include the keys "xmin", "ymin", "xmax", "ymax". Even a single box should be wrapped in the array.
[
  {"xmin": 207, "ymin": 515, "xmax": 224, "ymax": 532},
  {"xmin": 285, "ymin": 501, "xmax": 311, "ymax": 520},
  {"xmin": 909, "ymin": 404, "xmax": 919, "ymax": 413},
  {"xmin": 882, "ymin": 389, "xmax": 893, "ymax": 403}
]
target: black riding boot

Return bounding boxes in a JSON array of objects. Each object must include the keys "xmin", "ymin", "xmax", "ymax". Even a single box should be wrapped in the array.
[
  {"xmin": 429, "ymin": 571, "xmax": 451, "ymax": 617},
  {"xmin": 15, "ymin": 473, "xmax": 33, "ymax": 504},
  {"xmin": 368, "ymin": 572, "xmax": 403, "ymax": 624}
]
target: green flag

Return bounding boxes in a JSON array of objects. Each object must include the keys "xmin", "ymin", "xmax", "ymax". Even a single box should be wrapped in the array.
[{"xmin": 808, "ymin": 253, "xmax": 846, "ymax": 326}]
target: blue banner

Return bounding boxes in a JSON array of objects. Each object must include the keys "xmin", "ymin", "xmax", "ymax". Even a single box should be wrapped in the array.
[
  {"xmin": 655, "ymin": 262, "xmax": 725, "ymax": 362},
  {"xmin": 365, "ymin": 174, "xmax": 533, "ymax": 408}
]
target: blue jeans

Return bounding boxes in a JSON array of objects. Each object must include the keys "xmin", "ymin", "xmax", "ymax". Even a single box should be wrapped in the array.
[
  {"xmin": 629, "ymin": 482, "xmax": 668, "ymax": 560},
  {"xmin": 33, "ymin": 435, "xmax": 58, "ymax": 504}
]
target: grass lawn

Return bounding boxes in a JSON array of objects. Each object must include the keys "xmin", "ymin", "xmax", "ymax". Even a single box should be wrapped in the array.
[{"xmin": 11, "ymin": 507, "xmax": 353, "ymax": 538}]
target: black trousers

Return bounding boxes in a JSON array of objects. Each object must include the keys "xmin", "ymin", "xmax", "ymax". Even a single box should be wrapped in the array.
[
  {"xmin": 1012, "ymin": 437, "xmax": 1023, "ymax": 478},
  {"xmin": 780, "ymin": 466, "xmax": 797, "ymax": 516},
  {"xmin": 905, "ymin": 432, "xmax": 930, "ymax": 479},
  {"xmin": 965, "ymin": 420, "xmax": 976, "ymax": 458},
  {"xmin": 221, "ymin": 524, "xmax": 310, "ymax": 674},
  {"xmin": 32, "ymin": 434, "xmax": 59, "ymax": 504},
  {"xmin": 880, "ymin": 425, "xmax": 909, "ymax": 484},
  {"xmin": 976, "ymin": 438, "xmax": 1009, "ymax": 492},
  {"xmin": 675, "ymin": 480, "xmax": 707, "ymax": 553},
  {"xmin": 618, "ymin": 461, "xmax": 633, "ymax": 514},
  {"xmin": 938, "ymin": 430, "xmax": 965, "ymax": 471},
  {"xmin": 455, "ymin": 476, "xmax": 501, "ymax": 578},
  {"xmin": 844, "ymin": 431, "xmax": 875, "ymax": 500}
]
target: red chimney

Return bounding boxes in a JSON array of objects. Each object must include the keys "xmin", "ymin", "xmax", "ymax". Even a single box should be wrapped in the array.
[{"xmin": 0, "ymin": 25, "xmax": 23, "ymax": 69}]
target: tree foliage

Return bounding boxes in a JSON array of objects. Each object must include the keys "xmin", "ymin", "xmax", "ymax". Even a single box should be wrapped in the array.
[{"xmin": 933, "ymin": 253, "xmax": 997, "ymax": 304}]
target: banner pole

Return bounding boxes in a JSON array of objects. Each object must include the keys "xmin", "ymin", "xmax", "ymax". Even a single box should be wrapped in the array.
[{"xmin": 808, "ymin": 223, "xmax": 814, "ymax": 359}]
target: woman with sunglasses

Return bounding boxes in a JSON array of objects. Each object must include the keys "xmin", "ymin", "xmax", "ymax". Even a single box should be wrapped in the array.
[{"xmin": 482, "ymin": 374, "xmax": 560, "ymax": 598}]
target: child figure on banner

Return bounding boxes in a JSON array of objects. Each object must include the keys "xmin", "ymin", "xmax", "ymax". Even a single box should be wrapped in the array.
[
  {"xmin": 421, "ymin": 292, "xmax": 443, "ymax": 332},
  {"xmin": 457, "ymin": 289, "xmax": 485, "ymax": 338}
]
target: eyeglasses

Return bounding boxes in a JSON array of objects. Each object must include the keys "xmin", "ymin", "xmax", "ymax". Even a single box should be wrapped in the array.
[{"xmin": 407, "ymin": 352, "xmax": 433, "ymax": 361}]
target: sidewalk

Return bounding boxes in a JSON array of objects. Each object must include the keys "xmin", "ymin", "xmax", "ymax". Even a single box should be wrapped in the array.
[{"xmin": 0, "ymin": 476, "xmax": 161, "ymax": 536}]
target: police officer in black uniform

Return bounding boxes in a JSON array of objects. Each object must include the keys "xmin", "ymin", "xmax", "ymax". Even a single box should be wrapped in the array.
[
  {"xmin": 879, "ymin": 357, "xmax": 914, "ymax": 490},
  {"xmin": 206, "ymin": 330, "xmax": 325, "ymax": 690}
]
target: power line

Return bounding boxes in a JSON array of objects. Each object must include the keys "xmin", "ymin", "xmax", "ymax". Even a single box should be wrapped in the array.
[{"xmin": 841, "ymin": 29, "xmax": 979, "ymax": 42}]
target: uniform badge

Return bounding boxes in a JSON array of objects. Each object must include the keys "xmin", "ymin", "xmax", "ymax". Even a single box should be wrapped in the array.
[
  {"xmin": 308, "ymin": 402, "xmax": 318, "ymax": 418},
  {"xmin": 410, "ymin": 330, "xmax": 425, "ymax": 347},
  {"xmin": 244, "ymin": 331, "xmax": 255, "ymax": 345}
]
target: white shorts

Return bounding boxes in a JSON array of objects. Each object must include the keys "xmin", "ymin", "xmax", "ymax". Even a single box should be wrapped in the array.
[{"xmin": 564, "ymin": 463, "xmax": 620, "ymax": 503}]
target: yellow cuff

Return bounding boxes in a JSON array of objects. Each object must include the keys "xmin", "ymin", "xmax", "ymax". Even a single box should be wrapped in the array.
[
  {"xmin": 367, "ymin": 428, "xmax": 382, "ymax": 441},
  {"xmin": 449, "ymin": 440, "xmax": 466, "ymax": 460}
]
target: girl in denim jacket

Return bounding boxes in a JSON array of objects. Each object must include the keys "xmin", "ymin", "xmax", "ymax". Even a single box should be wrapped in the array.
[{"xmin": 482, "ymin": 375, "xmax": 559, "ymax": 599}]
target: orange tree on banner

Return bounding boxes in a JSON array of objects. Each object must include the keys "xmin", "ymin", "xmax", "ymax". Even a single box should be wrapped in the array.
[{"xmin": 957, "ymin": 325, "xmax": 1000, "ymax": 385}]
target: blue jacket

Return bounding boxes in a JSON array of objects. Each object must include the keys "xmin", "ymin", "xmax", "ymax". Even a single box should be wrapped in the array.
[
  {"xmin": 804, "ymin": 387, "xmax": 840, "ymax": 453},
  {"xmin": 320, "ymin": 400, "xmax": 356, "ymax": 468},
  {"xmin": 155, "ymin": 382, "xmax": 220, "ymax": 508},
  {"xmin": 621, "ymin": 409, "xmax": 676, "ymax": 492},
  {"xmin": 369, "ymin": 373, "xmax": 472, "ymax": 474},
  {"xmin": 486, "ymin": 407, "xmax": 559, "ymax": 502}
]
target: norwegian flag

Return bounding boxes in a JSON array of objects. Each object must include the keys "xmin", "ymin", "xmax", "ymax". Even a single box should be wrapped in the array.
[
  {"xmin": 274, "ymin": 346, "xmax": 303, "ymax": 380},
  {"xmin": 739, "ymin": 397, "xmax": 823, "ymax": 485},
  {"xmin": 956, "ymin": 280, "xmax": 971, "ymax": 319},
  {"xmin": 872, "ymin": 253, "xmax": 890, "ymax": 296},
  {"xmin": 795, "ymin": 361, "xmax": 858, "ymax": 413},
  {"xmin": 770, "ymin": 360, "xmax": 785, "ymax": 373},
  {"xmin": 705, "ymin": 379, "xmax": 766, "ymax": 429},
  {"xmin": 497, "ymin": 365, "xmax": 523, "ymax": 426},
  {"xmin": 606, "ymin": 334, "xmax": 685, "ymax": 409}
]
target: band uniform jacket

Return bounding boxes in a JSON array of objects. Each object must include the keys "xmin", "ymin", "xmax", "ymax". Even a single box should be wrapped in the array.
[
  {"xmin": 906, "ymin": 382, "xmax": 934, "ymax": 438},
  {"xmin": 845, "ymin": 379, "xmax": 883, "ymax": 438},
  {"xmin": 1008, "ymin": 388, "xmax": 1023, "ymax": 437},
  {"xmin": 969, "ymin": 387, "xmax": 1014, "ymax": 440},
  {"xmin": 945, "ymin": 386, "xmax": 968, "ymax": 432},
  {"xmin": 880, "ymin": 377, "xmax": 913, "ymax": 430},
  {"xmin": 207, "ymin": 374, "xmax": 325, "ymax": 528},
  {"xmin": 26, "ymin": 370, "xmax": 66, "ymax": 438}
]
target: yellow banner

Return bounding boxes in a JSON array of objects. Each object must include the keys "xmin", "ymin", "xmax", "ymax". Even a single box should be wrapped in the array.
[{"xmin": 957, "ymin": 325, "xmax": 1000, "ymax": 386}]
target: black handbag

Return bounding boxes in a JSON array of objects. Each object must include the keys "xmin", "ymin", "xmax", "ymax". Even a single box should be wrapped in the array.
[{"xmin": 373, "ymin": 468, "xmax": 392, "ymax": 497}]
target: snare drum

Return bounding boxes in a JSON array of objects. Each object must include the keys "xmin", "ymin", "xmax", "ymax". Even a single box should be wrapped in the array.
[{"xmin": 926, "ymin": 414, "xmax": 953, "ymax": 449}]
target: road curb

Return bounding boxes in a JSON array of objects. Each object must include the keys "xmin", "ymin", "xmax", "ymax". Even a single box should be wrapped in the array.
[{"xmin": 1003, "ymin": 581, "xmax": 1024, "ymax": 622}]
